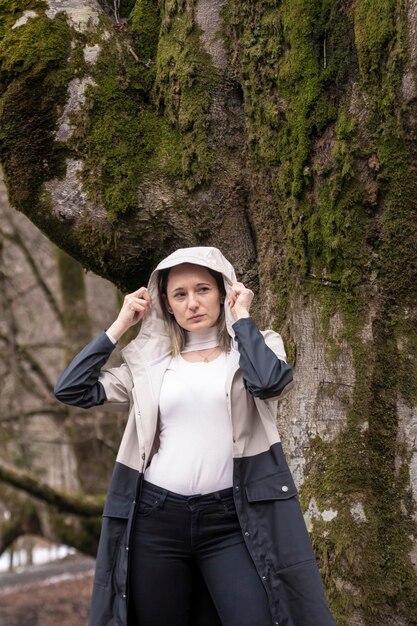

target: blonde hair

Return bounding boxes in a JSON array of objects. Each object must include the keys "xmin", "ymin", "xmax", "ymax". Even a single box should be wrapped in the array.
[{"xmin": 157, "ymin": 266, "xmax": 231, "ymax": 356}]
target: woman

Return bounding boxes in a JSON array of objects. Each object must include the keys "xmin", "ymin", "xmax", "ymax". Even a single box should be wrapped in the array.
[{"xmin": 55, "ymin": 247, "xmax": 335, "ymax": 626}]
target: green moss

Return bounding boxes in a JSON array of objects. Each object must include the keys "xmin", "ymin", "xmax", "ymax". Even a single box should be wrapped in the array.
[
  {"xmin": 225, "ymin": 1, "xmax": 417, "ymax": 623},
  {"xmin": 297, "ymin": 285, "xmax": 417, "ymax": 624},
  {"xmin": 0, "ymin": 0, "xmax": 46, "ymax": 39},
  {"xmin": 69, "ymin": 0, "xmax": 217, "ymax": 221},
  {"xmin": 130, "ymin": 0, "xmax": 160, "ymax": 60},
  {"xmin": 224, "ymin": 1, "xmax": 361, "ymax": 292},
  {"xmin": 377, "ymin": 136, "xmax": 417, "ymax": 305},
  {"xmin": 305, "ymin": 165, "xmax": 368, "ymax": 289},
  {"xmin": 153, "ymin": 1, "xmax": 219, "ymax": 189},
  {"xmin": 71, "ymin": 26, "xmax": 183, "ymax": 222},
  {"xmin": 127, "ymin": 0, "xmax": 161, "ymax": 96},
  {"xmin": 1, "ymin": 0, "xmax": 217, "ymax": 227},
  {"xmin": 353, "ymin": 0, "xmax": 397, "ymax": 76},
  {"xmin": 0, "ymin": 11, "xmax": 70, "ymax": 79},
  {"xmin": 398, "ymin": 319, "xmax": 417, "ymax": 406},
  {"xmin": 0, "ymin": 8, "xmax": 125, "ymax": 275},
  {"xmin": 353, "ymin": 0, "xmax": 407, "ymax": 116},
  {"xmin": 0, "ymin": 10, "xmax": 72, "ymax": 211}
]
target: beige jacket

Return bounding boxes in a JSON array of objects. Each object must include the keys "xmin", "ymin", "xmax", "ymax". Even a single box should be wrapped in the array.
[{"xmin": 98, "ymin": 246, "xmax": 288, "ymax": 474}]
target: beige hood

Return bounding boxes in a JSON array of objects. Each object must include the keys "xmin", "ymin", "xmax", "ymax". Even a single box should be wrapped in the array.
[{"xmin": 121, "ymin": 247, "xmax": 238, "ymax": 363}]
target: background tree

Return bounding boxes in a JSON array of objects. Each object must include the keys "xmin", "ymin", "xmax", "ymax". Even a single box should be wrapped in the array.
[
  {"xmin": 0, "ymin": 166, "xmax": 125, "ymax": 558},
  {"xmin": 1, "ymin": 1, "xmax": 417, "ymax": 624}
]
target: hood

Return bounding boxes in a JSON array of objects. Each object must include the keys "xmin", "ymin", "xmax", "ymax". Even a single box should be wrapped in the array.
[{"xmin": 121, "ymin": 247, "xmax": 238, "ymax": 363}]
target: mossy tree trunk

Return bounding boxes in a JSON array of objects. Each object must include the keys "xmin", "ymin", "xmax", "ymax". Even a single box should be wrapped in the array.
[{"xmin": 1, "ymin": 1, "xmax": 417, "ymax": 623}]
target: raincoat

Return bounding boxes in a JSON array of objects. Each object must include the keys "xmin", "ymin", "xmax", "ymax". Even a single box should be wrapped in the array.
[{"xmin": 55, "ymin": 247, "xmax": 336, "ymax": 626}]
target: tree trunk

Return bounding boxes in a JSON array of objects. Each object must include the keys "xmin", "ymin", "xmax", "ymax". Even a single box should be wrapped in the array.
[{"xmin": 1, "ymin": 1, "xmax": 417, "ymax": 623}]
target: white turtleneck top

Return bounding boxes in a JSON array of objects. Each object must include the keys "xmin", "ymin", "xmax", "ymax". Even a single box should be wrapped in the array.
[{"xmin": 144, "ymin": 328, "xmax": 235, "ymax": 495}]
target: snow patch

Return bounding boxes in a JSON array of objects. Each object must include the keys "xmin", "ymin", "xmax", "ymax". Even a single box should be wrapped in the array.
[{"xmin": 0, "ymin": 545, "xmax": 75, "ymax": 573}]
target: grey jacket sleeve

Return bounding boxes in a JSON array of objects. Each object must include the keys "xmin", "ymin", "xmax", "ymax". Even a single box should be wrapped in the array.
[
  {"xmin": 54, "ymin": 331, "xmax": 131, "ymax": 409},
  {"xmin": 232, "ymin": 317, "xmax": 293, "ymax": 400}
]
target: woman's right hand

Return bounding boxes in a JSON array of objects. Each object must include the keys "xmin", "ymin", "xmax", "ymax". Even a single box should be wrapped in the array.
[{"xmin": 107, "ymin": 287, "xmax": 152, "ymax": 341}]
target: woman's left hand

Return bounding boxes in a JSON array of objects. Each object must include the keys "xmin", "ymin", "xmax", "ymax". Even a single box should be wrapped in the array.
[{"xmin": 228, "ymin": 282, "xmax": 254, "ymax": 320}]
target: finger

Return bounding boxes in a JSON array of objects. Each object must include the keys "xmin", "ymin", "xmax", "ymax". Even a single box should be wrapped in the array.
[
  {"xmin": 229, "ymin": 284, "xmax": 243, "ymax": 305},
  {"xmin": 125, "ymin": 290, "xmax": 149, "ymax": 305},
  {"xmin": 228, "ymin": 291, "xmax": 237, "ymax": 306},
  {"xmin": 136, "ymin": 287, "xmax": 150, "ymax": 300},
  {"xmin": 127, "ymin": 297, "xmax": 151, "ymax": 313},
  {"xmin": 230, "ymin": 283, "xmax": 242, "ymax": 294},
  {"xmin": 142, "ymin": 290, "xmax": 152, "ymax": 305},
  {"xmin": 129, "ymin": 286, "xmax": 147, "ymax": 298}
]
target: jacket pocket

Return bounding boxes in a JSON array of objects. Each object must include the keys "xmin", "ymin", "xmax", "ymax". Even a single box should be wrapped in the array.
[
  {"xmin": 103, "ymin": 490, "xmax": 133, "ymax": 518},
  {"xmin": 245, "ymin": 469, "xmax": 298, "ymax": 502},
  {"xmin": 244, "ymin": 470, "xmax": 315, "ymax": 570}
]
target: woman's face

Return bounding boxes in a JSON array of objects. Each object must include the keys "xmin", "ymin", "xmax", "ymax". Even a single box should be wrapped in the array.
[{"xmin": 165, "ymin": 264, "xmax": 222, "ymax": 333}]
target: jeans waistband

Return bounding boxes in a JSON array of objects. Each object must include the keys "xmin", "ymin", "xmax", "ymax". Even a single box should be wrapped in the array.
[{"xmin": 141, "ymin": 479, "xmax": 234, "ymax": 506}]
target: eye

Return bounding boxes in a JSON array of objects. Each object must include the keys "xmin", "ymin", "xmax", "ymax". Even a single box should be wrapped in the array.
[
  {"xmin": 173, "ymin": 291, "xmax": 186, "ymax": 299},
  {"xmin": 198, "ymin": 286, "xmax": 210, "ymax": 293}
]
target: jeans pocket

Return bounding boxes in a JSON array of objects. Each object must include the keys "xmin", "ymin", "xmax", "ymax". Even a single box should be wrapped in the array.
[{"xmin": 137, "ymin": 491, "xmax": 163, "ymax": 516}]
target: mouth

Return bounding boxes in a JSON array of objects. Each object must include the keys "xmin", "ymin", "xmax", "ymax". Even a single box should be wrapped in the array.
[{"xmin": 188, "ymin": 314, "xmax": 204, "ymax": 321}]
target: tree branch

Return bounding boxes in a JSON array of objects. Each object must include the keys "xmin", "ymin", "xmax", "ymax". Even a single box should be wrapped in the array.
[
  {"xmin": 0, "ymin": 461, "xmax": 104, "ymax": 517},
  {"xmin": 0, "ymin": 331, "xmax": 56, "ymax": 394},
  {"xmin": 0, "ymin": 406, "xmax": 67, "ymax": 424},
  {"xmin": 0, "ymin": 502, "xmax": 40, "ymax": 555},
  {"xmin": 0, "ymin": 222, "xmax": 64, "ymax": 326}
]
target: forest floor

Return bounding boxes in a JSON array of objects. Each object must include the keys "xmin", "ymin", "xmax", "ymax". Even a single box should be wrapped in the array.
[{"xmin": 0, "ymin": 555, "xmax": 94, "ymax": 626}]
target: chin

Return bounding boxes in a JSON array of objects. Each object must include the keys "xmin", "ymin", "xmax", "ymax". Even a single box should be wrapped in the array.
[{"xmin": 186, "ymin": 319, "xmax": 212, "ymax": 331}]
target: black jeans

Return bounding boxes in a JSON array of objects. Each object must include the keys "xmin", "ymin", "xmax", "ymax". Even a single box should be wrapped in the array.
[{"xmin": 129, "ymin": 480, "xmax": 272, "ymax": 626}]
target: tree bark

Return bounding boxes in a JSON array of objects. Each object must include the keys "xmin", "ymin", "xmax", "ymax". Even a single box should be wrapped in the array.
[{"xmin": 0, "ymin": 460, "xmax": 104, "ymax": 516}]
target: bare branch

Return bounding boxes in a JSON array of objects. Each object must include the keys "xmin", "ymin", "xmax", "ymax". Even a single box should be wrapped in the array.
[
  {"xmin": 94, "ymin": 436, "xmax": 119, "ymax": 455},
  {"xmin": 0, "ymin": 223, "xmax": 64, "ymax": 325},
  {"xmin": 0, "ymin": 406, "xmax": 67, "ymax": 424},
  {"xmin": 0, "ymin": 331, "xmax": 55, "ymax": 393},
  {"xmin": 18, "ymin": 349, "xmax": 55, "ymax": 394},
  {"xmin": 20, "ymin": 340, "xmax": 64, "ymax": 350},
  {"xmin": 0, "ymin": 460, "xmax": 104, "ymax": 517},
  {"xmin": 15, "ymin": 366, "xmax": 48, "ymax": 402}
]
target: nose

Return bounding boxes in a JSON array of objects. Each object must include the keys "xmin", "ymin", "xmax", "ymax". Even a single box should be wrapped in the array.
[{"xmin": 187, "ymin": 292, "xmax": 199, "ymax": 310}]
